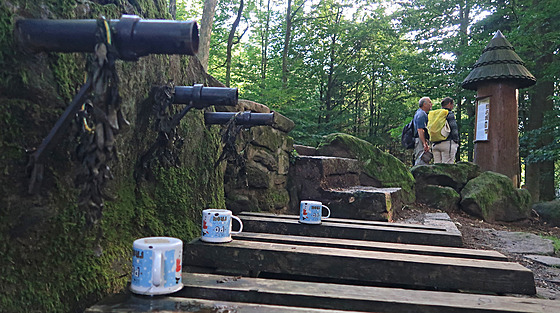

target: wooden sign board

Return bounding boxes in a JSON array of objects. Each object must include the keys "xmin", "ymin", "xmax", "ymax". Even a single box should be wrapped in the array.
[{"xmin": 475, "ymin": 96, "xmax": 490, "ymax": 142}]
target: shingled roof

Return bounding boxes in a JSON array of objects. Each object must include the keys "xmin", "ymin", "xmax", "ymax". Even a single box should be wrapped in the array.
[{"xmin": 462, "ymin": 30, "xmax": 536, "ymax": 90}]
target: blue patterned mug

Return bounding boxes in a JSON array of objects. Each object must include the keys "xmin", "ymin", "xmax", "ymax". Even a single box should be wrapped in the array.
[
  {"xmin": 130, "ymin": 237, "xmax": 183, "ymax": 295},
  {"xmin": 201, "ymin": 209, "xmax": 243, "ymax": 243},
  {"xmin": 299, "ymin": 200, "xmax": 331, "ymax": 224}
]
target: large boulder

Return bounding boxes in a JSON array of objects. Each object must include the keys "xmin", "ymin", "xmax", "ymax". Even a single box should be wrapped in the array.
[
  {"xmin": 316, "ymin": 133, "xmax": 415, "ymax": 204},
  {"xmin": 411, "ymin": 162, "xmax": 481, "ymax": 191},
  {"xmin": 460, "ymin": 171, "xmax": 532, "ymax": 222},
  {"xmin": 533, "ymin": 200, "xmax": 560, "ymax": 226},
  {"xmin": 416, "ymin": 185, "xmax": 461, "ymax": 212}
]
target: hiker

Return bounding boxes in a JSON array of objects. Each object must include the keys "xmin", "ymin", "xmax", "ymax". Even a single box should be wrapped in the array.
[
  {"xmin": 431, "ymin": 97, "xmax": 459, "ymax": 164},
  {"xmin": 413, "ymin": 97, "xmax": 433, "ymax": 165}
]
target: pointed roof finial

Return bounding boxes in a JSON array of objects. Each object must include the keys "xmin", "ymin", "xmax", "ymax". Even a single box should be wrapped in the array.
[
  {"xmin": 493, "ymin": 30, "xmax": 504, "ymax": 39},
  {"xmin": 462, "ymin": 30, "xmax": 536, "ymax": 90}
]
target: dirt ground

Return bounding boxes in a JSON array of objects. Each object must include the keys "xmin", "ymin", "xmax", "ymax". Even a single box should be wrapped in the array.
[{"xmin": 394, "ymin": 204, "xmax": 560, "ymax": 300}]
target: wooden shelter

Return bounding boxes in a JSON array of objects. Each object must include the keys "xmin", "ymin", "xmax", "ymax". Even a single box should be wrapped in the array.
[{"xmin": 462, "ymin": 30, "xmax": 536, "ymax": 187}]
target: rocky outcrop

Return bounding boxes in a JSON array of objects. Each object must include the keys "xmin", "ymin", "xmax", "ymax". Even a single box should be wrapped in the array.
[
  {"xmin": 316, "ymin": 133, "xmax": 416, "ymax": 204},
  {"xmin": 416, "ymin": 185, "xmax": 461, "ymax": 212},
  {"xmin": 412, "ymin": 162, "xmax": 481, "ymax": 192},
  {"xmin": 460, "ymin": 172, "xmax": 532, "ymax": 222},
  {"xmin": 288, "ymin": 133, "xmax": 413, "ymax": 221},
  {"xmin": 413, "ymin": 163, "xmax": 533, "ymax": 222}
]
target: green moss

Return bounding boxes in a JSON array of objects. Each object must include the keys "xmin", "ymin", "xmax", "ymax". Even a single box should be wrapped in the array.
[
  {"xmin": 417, "ymin": 185, "xmax": 460, "ymax": 212},
  {"xmin": 318, "ymin": 133, "xmax": 416, "ymax": 203},
  {"xmin": 461, "ymin": 171, "xmax": 532, "ymax": 221},
  {"xmin": 261, "ymin": 188, "xmax": 290, "ymax": 211}
]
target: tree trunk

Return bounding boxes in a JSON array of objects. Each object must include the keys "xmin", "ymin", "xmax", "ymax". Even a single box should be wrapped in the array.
[
  {"xmin": 225, "ymin": 0, "xmax": 244, "ymax": 87},
  {"xmin": 260, "ymin": 0, "xmax": 271, "ymax": 97},
  {"xmin": 169, "ymin": 0, "xmax": 177, "ymax": 19},
  {"xmin": 281, "ymin": 0, "xmax": 293, "ymax": 89},
  {"xmin": 368, "ymin": 75, "xmax": 375, "ymax": 138},
  {"xmin": 526, "ymin": 59, "xmax": 554, "ymax": 201},
  {"xmin": 198, "ymin": 0, "xmax": 219, "ymax": 71},
  {"xmin": 455, "ymin": 2, "xmax": 470, "ymax": 161}
]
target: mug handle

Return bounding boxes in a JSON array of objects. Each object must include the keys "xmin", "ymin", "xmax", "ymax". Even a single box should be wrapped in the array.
[
  {"xmin": 152, "ymin": 251, "xmax": 163, "ymax": 287},
  {"xmin": 322, "ymin": 205, "xmax": 331, "ymax": 219},
  {"xmin": 231, "ymin": 215, "xmax": 243, "ymax": 234}
]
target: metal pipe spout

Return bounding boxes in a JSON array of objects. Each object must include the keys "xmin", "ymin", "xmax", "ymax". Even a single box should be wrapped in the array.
[
  {"xmin": 15, "ymin": 15, "xmax": 199, "ymax": 60},
  {"xmin": 204, "ymin": 111, "xmax": 275, "ymax": 126},
  {"xmin": 174, "ymin": 84, "xmax": 238, "ymax": 108}
]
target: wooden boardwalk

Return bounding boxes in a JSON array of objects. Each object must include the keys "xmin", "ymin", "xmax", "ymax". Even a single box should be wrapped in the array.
[{"xmin": 87, "ymin": 212, "xmax": 560, "ymax": 312}]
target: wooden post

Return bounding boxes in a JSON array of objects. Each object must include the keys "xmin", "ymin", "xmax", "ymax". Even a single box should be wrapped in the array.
[
  {"xmin": 474, "ymin": 82, "xmax": 520, "ymax": 187},
  {"xmin": 462, "ymin": 31, "xmax": 536, "ymax": 188}
]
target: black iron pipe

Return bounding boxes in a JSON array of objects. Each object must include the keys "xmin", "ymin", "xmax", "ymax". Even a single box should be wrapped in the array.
[
  {"xmin": 15, "ymin": 15, "xmax": 199, "ymax": 60},
  {"xmin": 204, "ymin": 112, "xmax": 275, "ymax": 126},
  {"xmin": 174, "ymin": 84, "xmax": 238, "ymax": 108}
]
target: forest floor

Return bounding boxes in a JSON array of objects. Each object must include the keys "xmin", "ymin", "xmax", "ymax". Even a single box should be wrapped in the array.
[{"xmin": 395, "ymin": 204, "xmax": 560, "ymax": 300}]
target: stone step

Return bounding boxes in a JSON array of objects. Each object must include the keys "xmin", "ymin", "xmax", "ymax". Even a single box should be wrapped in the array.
[
  {"xmin": 324, "ymin": 186, "xmax": 402, "ymax": 221},
  {"xmin": 294, "ymin": 144, "xmax": 318, "ymax": 156},
  {"xmin": 292, "ymin": 155, "xmax": 362, "ymax": 187}
]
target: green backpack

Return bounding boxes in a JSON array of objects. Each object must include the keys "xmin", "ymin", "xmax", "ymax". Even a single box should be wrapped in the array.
[{"xmin": 427, "ymin": 109, "xmax": 451, "ymax": 142}]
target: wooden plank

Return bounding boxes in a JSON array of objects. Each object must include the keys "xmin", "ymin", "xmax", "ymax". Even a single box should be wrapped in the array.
[
  {"xmin": 184, "ymin": 239, "xmax": 535, "ymax": 295},
  {"xmin": 85, "ymin": 293, "xmax": 359, "ymax": 312},
  {"xmin": 239, "ymin": 211, "xmax": 448, "ymax": 231},
  {"xmin": 232, "ymin": 232, "xmax": 508, "ymax": 261},
  {"xmin": 177, "ymin": 273, "xmax": 560, "ymax": 313},
  {"xmin": 238, "ymin": 215, "xmax": 463, "ymax": 247}
]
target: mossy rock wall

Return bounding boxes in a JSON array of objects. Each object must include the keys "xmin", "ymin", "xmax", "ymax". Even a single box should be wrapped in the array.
[
  {"xmin": 317, "ymin": 133, "xmax": 415, "ymax": 204},
  {"xmin": 0, "ymin": 2, "xmax": 225, "ymax": 312},
  {"xmin": 224, "ymin": 117, "xmax": 294, "ymax": 213}
]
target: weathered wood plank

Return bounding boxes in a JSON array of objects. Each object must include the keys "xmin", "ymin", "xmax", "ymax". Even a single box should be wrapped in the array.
[
  {"xmin": 239, "ymin": 211, "xmax": 448, "ymax": 231},
  {"xmin": 85, "ymin": 293, "xmax": 359, "ymax": 312},
  {"xmin": 238, "ymin": 215, "xmax": 463, "ymax": 247},
  {"xmin": 184, "ymin": 239, "xmax": 535, "ymax": 294},
  {"xmin": 232, "ymin": 232, "xmax": 508, "ymax": 261},
  {"xmin": 177, "ymin": 273, "xmax": 559, "ymax": 313}
]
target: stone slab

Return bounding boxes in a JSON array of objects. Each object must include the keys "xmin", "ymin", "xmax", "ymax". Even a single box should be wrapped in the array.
[
  {"xmin": 482, "ymin": 230, "xmax": 555, "ymax": 255},
  {"xmin": 524, "ymin": 255, "xmax": 560, "ymax": 267},
  {"xmin": 325, "ymin": 186, "xmax": 402, "ymax": 221}
]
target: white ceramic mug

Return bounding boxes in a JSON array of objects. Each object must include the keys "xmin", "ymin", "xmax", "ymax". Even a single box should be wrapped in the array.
[
  {"xmin": 201, "ymin": 209, "xmax": 243, "ymax": 243},
  {"xmin": 299, "ymin": 200, "xmax": 331, "ymax": 224},
  {"xmin": 130, "ymin": 237, "xmax": 183, "ymax": 295}
]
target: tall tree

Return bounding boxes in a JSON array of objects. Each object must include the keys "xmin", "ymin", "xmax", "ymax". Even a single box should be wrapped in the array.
[
  {"xmin": 394, "ymin": 0, "xmax": 491, "ymax": 160},
  {"xmin": 259, "ymin": 0, "xmax": 272, "ymax": 95},
  {"xmin": 198, "ymin": 0, "xmax": 219, "ymax": 71},
  {"xmin": 282, "ymin": 0, "xmax": 307, "ymax": 89},
  {"xmin": 225, "ymin": 0, "xmax": 246, "ymax": 87}
]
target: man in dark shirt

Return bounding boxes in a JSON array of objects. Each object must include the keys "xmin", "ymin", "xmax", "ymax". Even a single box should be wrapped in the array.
[
  {"xmin": 432, "ymin": 97, "xmax": 459, "ymax": 163},
  {"xmin": 413, "ymin": 97, "xmax": 433, "ymax": 165}
]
